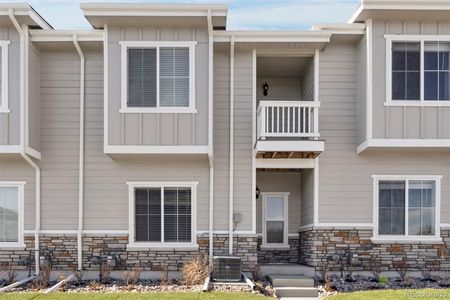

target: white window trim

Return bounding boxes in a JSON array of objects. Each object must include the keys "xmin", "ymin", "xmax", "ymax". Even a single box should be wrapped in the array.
[
  {"xmin": 127, "ymin": 181, "xmax": 198, "ymax": 250},
  {"xmin": 119, "ymin": 41, "xmax": 197, "ymax": 114},
  {"xmin": 385, "ymin": 34, "xmax": 450, "ymax": 107},
  {"xmin": 0, "ymin": 181, "xmax": 25, "ymax": 249},
  {"xmin": 0, "ymin": 41, "xmax": 10, "ymax": 113},
  {"xmin": 372, "ymin": 175, "xmax": 442, "ymax": 243},
  {"xmin": 261, "ymin": 192, "xmax": 289, "ymax": 249}
]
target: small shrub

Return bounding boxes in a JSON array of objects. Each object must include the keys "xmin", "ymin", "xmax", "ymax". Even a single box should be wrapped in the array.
[
  {"xmin": 6, "ymin": 264, "xmax": 17, "ymax": 285},
  {"xmin": 129, "ymin": 268, "xmax": 142, "ymax": 285},
  {"xmin": 378, "ymin": 275, "xmax": 389, "ymax": 286},
  {"xmin": 100, "ymin": 263, "xmax": 111, "ymax": 283},
  {"xmin": 393, "ymin": 258, "xmax": 408, "ymax": 282},
  {"xmin": 318, "ymin": 260, "xmax": 329, "ymax": 284},
  {"xmin": 33, "ymin": 262, "xmax": 52, "ymax": 289},
  {"xmin": 181, "ymin": 256, "xmax": 209, "ymax": 286},
  {"xmin": 252, "ymin": 264, "xmax": 262, "ymax": 282},
  {"xmin": 369, "ymin": 256, "xmax": 382, "ymax": 281},
  {"xmin": 159, "ymin": 264, "xmax": 170, "ymax": 286},
  {"xmin": 72, "ymin": 266, "xmax": 84, "ymax": 286}
]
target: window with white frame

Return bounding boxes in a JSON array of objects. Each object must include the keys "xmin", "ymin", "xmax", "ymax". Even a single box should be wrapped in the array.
[
  {"xmin": 262, "ymin": 193, "xmax": 289, "ymax": 247},
  {"xmin": 0, "ymin": 41, "xmax": 9, "ymax": 112},
  {"xmin": 0, "ymin": 182, "xmax": 24, "ymax": 247},
  {"xmin": 120, "ymin": 41, "xmax": 196, "ymax": 112},
  {"xmin": 373, "ymin": 176, "xmax": 441, "ymax": 240},
  {"xmin": 128, "ymin": 182, "xmax": 197, "ymax": 247},
  {"xmin": 387, "ymin": 36, "xmax": 450, "ymax": 104}
]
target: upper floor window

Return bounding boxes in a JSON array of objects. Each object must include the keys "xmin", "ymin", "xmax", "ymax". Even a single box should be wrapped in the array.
[
  {"xmin": 387, "ymin": 36, "xmax": 450, "ymax": 105},
  {"xmin": 0, "ymin": 41, "xmax": 9, "ymax": 113},
  {"xmin": 120, "ymin": 41, "xmax": 197, "ymax": 113},
  {"xmin": 372, "ymin": 175, "xmax": 441, "ymax": 242}
]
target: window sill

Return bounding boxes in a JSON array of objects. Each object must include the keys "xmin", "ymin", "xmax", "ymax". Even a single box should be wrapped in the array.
[
  {"xmin": 371, "ymin": 237, "xmax": 443, "ymax": 244},
  {"xmin": 126, "ymin": 243, "xmax": 199, "ymax": 251},
  {"xmin": 0, "ymin": 243, "xmax": 26, "ymax": 250},
  {"xmin": 119, "ymin": 108, "xmax": 198, "ymax": 114},
  {"xmin": 260, "ymin": 244, "xmax": 290, "ymax": 250},
  {"xmin": 385, "ymin": 101, "xmax": 450, "ymax": 107}
]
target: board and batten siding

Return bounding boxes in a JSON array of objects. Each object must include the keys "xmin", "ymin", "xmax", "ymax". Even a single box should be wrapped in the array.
[
  {"xmin": 318, "ymin": 41, "xmax": 450, "ymax": 224},
  {"xmin": 372, "ymin": 20, "xmax": 450, "ymax": 139},
  {"xmin": 0, "ymin": 25, "xmax": 20, "ymax": 146},
  {"xmin": 107, "ymin": 26, "xmax": 209, "ymax": 146},
  {"xmin": 29, "ymin": 42, "xmax": 41, "ymax": 152},
  {"xmin": 256, "ymin": 171, "xmax": 301, "ymax": 234}
]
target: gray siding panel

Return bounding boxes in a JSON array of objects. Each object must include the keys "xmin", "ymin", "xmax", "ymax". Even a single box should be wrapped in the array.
[
  {"xmin": 372, "ymin": 20, "xmax": 450, "ymax": 139},
  {"xmin": 300, "ymin": 169, "xmax": 314, "ymax": 226},
  {"xmin": 256, "ymin": 171, "xmax": 301, "ymax": 234},
  {"xmin": 356, "ymin": 35, "xmax": 366, "ymax": 145},
  {"xmin": 29, "ymin": 43, "xmax": 41, "ymax": 152},
  {"xmin": 107, "ymin": 26, "xmax": 208, "ymax": 147},
  {"xmin": 0, "ymin": 26, "xmax": 20, "ymax": 146}
]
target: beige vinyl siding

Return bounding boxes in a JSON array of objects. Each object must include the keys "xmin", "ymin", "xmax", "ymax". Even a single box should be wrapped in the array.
[
  {"xmin": 300, "ymin": 168, "xmax": 314, "ymax": 226},
  {"xmin": 107, "ymin": 26, "xmax": 209, "ymax": 146},
  {"xmin": 318, "ymin": 41, "xmax": 450, "ymax": 224},
  {"xmin": 233, "ymin": 49, "xmax": 253, "ymax": 232},
  {"xmin": 0, "ymin": 26, "xmax": 20, "ymax": 146},
  {"xmin": 28, "ymin": 42, "xmax": 41, "ymax": 152},
  {"xmin": 356, "ymin": 35, "xmax": 366, "ymax": 145},
  {"xmin": 40, "ymin": 50, "xmax": 80, "ymax": 229},
  {"xmin": 212, "ymin": 48, "xmax": 229, "ymax": 231},
  {"xmin": 372, "ymin": 20, "xmax": 450, "ymax": 139},
  {"xmin": 256, "ymin": 78, "xmax": 302, "ymax": 101},
  {"xmin": 256, "ymin": 171, "xmax": 301, "ymax": 234},
  {"xmin": 302, "ymin": 60, "xmax": 314, "ymax": 101},
  {"xmin": 0, "ymin": 158, "xmax": 35, "ymax": 230}
]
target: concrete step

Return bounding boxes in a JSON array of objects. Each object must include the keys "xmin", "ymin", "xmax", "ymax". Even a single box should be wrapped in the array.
[
  {"xmin": 274, "ymin": 287, "xmax": 318, "ymax": 298},
  {"xmin": 269, "ymin": 275, "xmax": 315, "ymax": 287},
  {"xmin": 279, "ymin": 298, "xmax": 318, "ymax": 300},
  {"xmin": 261, "ymin": 264, "xmax": 315, "ymax": 277}
]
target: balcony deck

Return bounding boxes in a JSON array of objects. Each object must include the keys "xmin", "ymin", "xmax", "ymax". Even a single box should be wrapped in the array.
[{"xmin": 255, "ymin": 100, "xmax": 324, "ymax": 159}]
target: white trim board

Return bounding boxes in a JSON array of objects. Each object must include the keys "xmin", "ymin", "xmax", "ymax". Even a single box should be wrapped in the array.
[
  {"xmin": 357, "ymin": 139, "xmax": 450, "ymax": 153},
  {"xmin": 0, "ymin": 41, "xmax": 10, "ymax": 113},
  {"xmin": 256, "ymin": 158, "xmax": 315, "ymax": 169},
  {"xmin": 255, "ymin": 140, "xmax": 324, "ymax": 154},
  {"xmin": 261, "ymin": 193, "xmax": 289, "ymax": 248},
  {"xmin": 105, "ymin": 145, "xmax": 209, "ymax": 154}
]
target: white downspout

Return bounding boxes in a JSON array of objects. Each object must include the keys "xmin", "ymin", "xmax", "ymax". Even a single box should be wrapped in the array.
[
  {"xmin": 206, "ymin": 10, "xmax": 214, "ymax": 265},
  {"xmin": 9, "ymin": 9, "xmax": 41, "ymax": 275},
  {"xmin": 228, "ymin": 36, "xmax": 235, "ymax": 255},
  {"xmin": 73, "ymin": 36, "xmax": 85, "ymax": 271}
]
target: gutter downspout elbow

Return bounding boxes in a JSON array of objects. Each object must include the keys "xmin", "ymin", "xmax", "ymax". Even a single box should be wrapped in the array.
[
  {"xmin": 73, "ymin": 35, "xmax": 85, "ymax": 271},
  {"xmin": 9, "ymin": 9, "xmax": 41, "ymax": 275}
]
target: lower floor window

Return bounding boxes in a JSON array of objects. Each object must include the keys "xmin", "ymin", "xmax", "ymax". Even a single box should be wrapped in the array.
[
  {"xmin": 262, "ymin": 193, "xmax": 289, "ymax": 246},
  {"xmin": 0, "ymin": 183, "xmax": 23, "ymax": 244},
  {"xmin": 375, "ymin": 176, "xmax": 440, "ymax": 238},
  {"xmin": 130, "ymin": 182, "xmax": 196, "ymax": 245}
]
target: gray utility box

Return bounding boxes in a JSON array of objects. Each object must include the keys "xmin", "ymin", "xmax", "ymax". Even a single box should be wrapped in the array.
[{"xmin": 212, "ymin": 256, "xmax": 242, "ymax": 282}]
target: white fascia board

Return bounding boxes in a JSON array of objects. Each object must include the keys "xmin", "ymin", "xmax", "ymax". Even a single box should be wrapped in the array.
[
  {"xmin": 311, "ymin": 23, "xmax": 366, "ymax": 35},
  {"xmin": 348, "ymin": 1, "xmax": 450, "ymax": 23},
  {"xmin": 80, "ymin": 3, "xmax": 227, "ymax": 17},
  {"xmin": 213, "ymin": 31, "xmax": 331, "ymax": 43},
  {"xmin": 255, "ymin": 158, "xmax": 315, "ymax": 169},
  {"xmin": 105, "ymin": 145, "xmax": 209, "ymax": 155},
  {"xmin": 255, "ymin": 140, "xmax": 324, "ymax": 153},
  {"xmin": 0, "ymin": 145, "xmax": 22, "ymax": 153},
  {"xmin": 0, "ymin": 4, "xmax": 52, "ymax": 29},
  {"xmin": 30, "ymin": 30, "xmax": 104, "ymax": 42},
  {"xmin": 357, "ymin": 139, "xmax": 450, "ymax": 153}
]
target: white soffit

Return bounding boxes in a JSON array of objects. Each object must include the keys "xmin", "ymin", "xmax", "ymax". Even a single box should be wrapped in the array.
[
  {"xmin": 0, "ymin": 3, "xmax": 52, "ymax": 29},
  {"xmin": 349, "ymin": 0, "xmax": 450, "ymax": 23}
]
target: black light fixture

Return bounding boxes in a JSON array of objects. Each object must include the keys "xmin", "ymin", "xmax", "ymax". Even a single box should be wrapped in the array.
[
  {"xmin": 256, "ymin": 187, "xmax": 260, "ymax": 199},
  {"xmin": 263, "ymin": 81, "xmax": 269, "ymax": 96}
]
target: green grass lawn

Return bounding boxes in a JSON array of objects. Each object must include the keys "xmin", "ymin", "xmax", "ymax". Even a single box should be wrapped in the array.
[
  {"xmin": 325, "ymin": 289, "xmax": 450, "ymax": 300},
  {"xmin": 0, "ymin": 292, "xmax": 265, "ymax": 300}
]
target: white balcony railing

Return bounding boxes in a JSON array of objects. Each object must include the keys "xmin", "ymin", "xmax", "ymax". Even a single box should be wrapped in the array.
[{"xmin": 257, "ymin": 101, "xmax": 320, "ymax": 139}]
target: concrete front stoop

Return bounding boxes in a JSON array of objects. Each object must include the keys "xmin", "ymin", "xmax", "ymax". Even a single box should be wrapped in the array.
[{"xmin": 268, "ymin": 274, "xmax": 318, "ymax": 300}]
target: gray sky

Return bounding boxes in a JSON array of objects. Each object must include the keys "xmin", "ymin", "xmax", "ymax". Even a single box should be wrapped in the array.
[{"xmin": 3, "ymin": 0, "xmax": 360, "ymax": 30}]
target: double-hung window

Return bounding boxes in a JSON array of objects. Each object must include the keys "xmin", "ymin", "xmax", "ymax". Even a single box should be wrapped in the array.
[
  {"xmin": 120, "ymin": 41, "xmax": 196, "ymax": 113},
  {"xmin": 127, "ymin": 182, "xmax": 197, "ymax": 249},
  {"xmin": 0, "ymin": 41, "xmax": 9, "ymax": 113},
  {"xmin": 261, "ymin": 193, "xmax": 289, "ymax": 249},
  {"xmin": 387, "ymin": 36, "xmax": 450, "ymax": 105},
  {"xmin": 0, "ymin": 182, "xmax": 24, "ymax": 247},
  {"xmin": 373, "ymin": 175, "xmax": 441, "ymax": 242}
]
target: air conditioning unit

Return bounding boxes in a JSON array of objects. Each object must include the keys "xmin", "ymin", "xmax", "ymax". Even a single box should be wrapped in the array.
[{"xmin": 212, "ymin": 256, "xmax": 242, "ymax": 282}]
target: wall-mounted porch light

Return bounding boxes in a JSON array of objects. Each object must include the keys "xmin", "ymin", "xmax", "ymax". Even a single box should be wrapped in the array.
[{"xmin": 263, "ymin": 81, "xmax": 269, "ymax": 96}]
